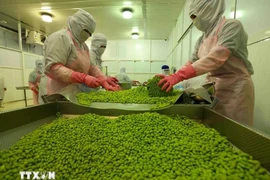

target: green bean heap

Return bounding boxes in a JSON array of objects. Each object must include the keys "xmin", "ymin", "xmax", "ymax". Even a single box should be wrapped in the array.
[
  {"xmin": 1, "ymin": 113, "xmax": 269, "ymax": 180},
  {"xmin": 76, "ymin": 86, "xmax": 180, "ymax": 109},
  {"xmin": 147, "ymin": 76, "xmax": 173, "ymax": 97}
]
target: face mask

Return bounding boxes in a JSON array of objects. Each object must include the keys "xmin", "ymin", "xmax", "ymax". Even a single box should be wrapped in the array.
[
  {"xmin": 79, "ymin": 30, "xmax": 90, "ymax": 43},
  {"xmin": 193, "ymin": 17, "xmax": 208, "ymax": 32},
  {"xmin": 97, "ymin": 48, "xmax": 105, "ymax": 56},
  {"xmin": 36, "ymin": 65, "xmax": 44, "ymax": 73}
]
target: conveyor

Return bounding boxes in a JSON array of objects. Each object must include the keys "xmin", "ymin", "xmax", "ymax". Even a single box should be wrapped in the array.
[{"xmin": 0, "ymin": 102, "xmax": 270, "ymax": 172}]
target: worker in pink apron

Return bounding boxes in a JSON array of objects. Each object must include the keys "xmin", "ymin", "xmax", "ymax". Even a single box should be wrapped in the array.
[
  {"xmin": 28, "ymin": 59, "xmax": 44, "ymax": 105},
  {"xmin": 43, "ymin": 9, "xmax": 120, "ymax": 95},
  {"xmin": 158, "ymin": 0, "xmax": 254, "ymax": 126}
]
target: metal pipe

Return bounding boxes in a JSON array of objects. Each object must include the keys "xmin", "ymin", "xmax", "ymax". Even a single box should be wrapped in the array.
[{"xmin": 18, "ymin": 21, "xmax": 26, "ymax": 86}]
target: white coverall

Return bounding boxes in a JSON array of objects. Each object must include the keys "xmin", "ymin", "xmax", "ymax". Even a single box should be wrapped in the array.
[
  {"xmin": 42, "ymin": 9, "xmax": 119, "ymax": 96},
  {"xmin": 28, "ymin": 59, "xmax": 44, "ymax": 105},
  {"xmin": 115, "ymin": 68, "xmax": 131, "ymax": 83},
  {"xmin": 159, "ymin": 0, "xmax": 254, "ymax": 126},
  {"xmin": 90, "ymin": 33, "xmax": 107, "ymax": 70}
]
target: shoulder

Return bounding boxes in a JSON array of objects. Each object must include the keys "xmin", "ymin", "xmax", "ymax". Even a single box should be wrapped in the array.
[
  {"xmin": 45, "ymin": 29, "xmax": 71, "ymax": 45},
  {"xmin": 223, "ymin": 19, "xmax": 245, "ymax": 32}
]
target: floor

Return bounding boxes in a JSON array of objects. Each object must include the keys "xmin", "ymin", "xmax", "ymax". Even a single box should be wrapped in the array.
[{"xmin": 0, "ymin": 100, "xmax": 34, "ymax": 112}]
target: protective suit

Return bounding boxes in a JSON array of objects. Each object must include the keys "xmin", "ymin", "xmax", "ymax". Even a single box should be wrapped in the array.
[
  {"xmin": 43, "ymin": 9, "xmax": 119, "ymax": 95},
  {"xmin": 28, "ymin": 59, "xmax": 44, "ymax": 105},
  {"xmin": 158, "ymin": 0, "xmax": 254, "ymax": 126},
  {"xmin": 161, "ymin": 65, "xmax": 170, "ymax": 75},
  {"xmin": 0, "ymin": 69, "xmax": 7, "ymax": 107},
  {"xmin": 90, "ymin": 33, "xmax": 107, "ymax": 70},
  {"xmin": 180, "ymin": 75, "xmax": 207, "ymax": 89},
  {"xmin": 115, "ymin": 68, "xmax": 131, "ymax": 83}
]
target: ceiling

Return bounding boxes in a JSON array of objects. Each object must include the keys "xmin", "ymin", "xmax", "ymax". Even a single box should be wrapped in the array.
[{"xmin": 0, "ymin": 0, "xmax": 186, "ymax": 40}]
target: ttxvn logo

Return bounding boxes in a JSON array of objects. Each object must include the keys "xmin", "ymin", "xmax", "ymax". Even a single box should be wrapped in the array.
[{"xmin": 20, "ymin": 171, "xmax": 55, "ymax": 180}]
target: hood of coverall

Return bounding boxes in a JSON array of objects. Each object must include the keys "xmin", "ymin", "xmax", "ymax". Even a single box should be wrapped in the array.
[
  {"xmin": 67, "ymin": 9, "xmax": 96, "ymax": 43},
  {"xmin": 120, "ymin": 67, "xmax": 126, "ymax": 73},
  {"xmin": 189, "ymin": 0, "xmax": 225, "ymax": 33},
  {"xmin": 91, "ymin": 33, "xmax": 107, "ymax": 57},
  {"xmin": 35, "ymin": 59, "xmax": 44, "ymax": 73}
]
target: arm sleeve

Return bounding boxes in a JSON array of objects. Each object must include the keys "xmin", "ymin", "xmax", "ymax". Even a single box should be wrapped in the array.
[
  {"xmin": 28, "ymin": 71, "xmax": 36, "ymax": 83},
  {"xmin": 44, "ymin": 32, "xmax": 74, "ymax": 83},
  {"xmin": 189, "ymin": 35, "xmax": 203, "ymax": 63},
  {"xmin": 191, "ymin": 20, "xmax": 243, "ymax": 76}
]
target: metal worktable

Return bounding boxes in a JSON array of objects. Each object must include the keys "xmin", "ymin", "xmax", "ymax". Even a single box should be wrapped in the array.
[
  {"xmin": 0, "ymin": 102, "xmax": 270, "ymax": 172},
  {"xmin": 16, "ymin": 86, "xmax": 30, "ymax": 107}
]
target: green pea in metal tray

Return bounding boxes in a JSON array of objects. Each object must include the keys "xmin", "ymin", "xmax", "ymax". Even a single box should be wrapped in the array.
[{"xmin": 42, "ymin": 83, "xmax": 218, "ymax": 111}]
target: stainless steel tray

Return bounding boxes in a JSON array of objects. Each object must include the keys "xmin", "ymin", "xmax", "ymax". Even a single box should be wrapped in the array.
[{"xmin": 0, "ymin": 102, "xmax": 269, "ymax": 171}]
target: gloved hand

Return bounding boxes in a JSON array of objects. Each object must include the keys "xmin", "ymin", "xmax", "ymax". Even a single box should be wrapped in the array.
[
  {"xmin": 31, "ymin": 86, "xmax": 39, "ymax": 94},
  {"xmin": 71, "ymin": 72, "xmax": 100, "ymax": 88},
  {"xmin": 157, "ymin": 65, "xmax": 197, "ymax": 92},
  {"xmin": 107, "ymin": 77, "xmax": 119, "ymax": 84},
  {"xmin": 97, "ymin": 76, "xmax": 121, "ymax": 91}
]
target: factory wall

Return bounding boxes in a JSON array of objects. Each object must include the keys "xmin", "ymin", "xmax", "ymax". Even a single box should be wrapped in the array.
[
  {"xmin": 166, "ymin": 0, "xmax": 270, "ymax": 134},
  {"xmin": 85, "ymin": 40, "xmax": 168, "ymax": 83},
  {"xmin": 0, "ymin": 27, "xmax": 43, "ymax": 103}
]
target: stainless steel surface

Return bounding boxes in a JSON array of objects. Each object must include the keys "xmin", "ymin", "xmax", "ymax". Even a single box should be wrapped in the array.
[
  {"xmin": 0, "ymin": 116, "xmax": 55, "ymax": 150},
  {"xmin": 117, "ymin": 82, "xmax": 132, "ymax": 90},
  {"xmin": 89, "ymin": 102, "xmax": 156, "ymax": 110},
  {"xmin": 0, "ymin": 103, "xmax": 57, "ymax": 133},
  {"xmin": 15, "ymin": 86, "xmax": 30, "ymax": 90},
  {"xmin": 203, "ymin": 107, "xmax": 270, "ymax": 171}
]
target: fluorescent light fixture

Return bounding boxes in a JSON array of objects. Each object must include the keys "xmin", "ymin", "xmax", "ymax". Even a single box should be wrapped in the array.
[
  {"xmin": 41, "ymin": 13, "xmax": 53, "ymax": 23},
  {"xmin": 230, "ymin": 11, "xmax": 243, "ymax": 19},
  {"xmin": 132, "ymin": 33, "xmax": 139, "ymax": 39},
  {"xmin": 122, "ymin": 8, "xmax": 133, "ymax": 19}
]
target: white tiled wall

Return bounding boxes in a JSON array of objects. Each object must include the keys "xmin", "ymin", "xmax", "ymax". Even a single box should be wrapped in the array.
[{"xmin": 247, "ymin": 32, "xmax": 270, "ymax": 134}]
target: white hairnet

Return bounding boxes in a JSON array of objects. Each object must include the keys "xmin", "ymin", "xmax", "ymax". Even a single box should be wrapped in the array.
[
  {"xmin": 120, "ymin": 67, "xmax": 126, "ymax": 73},
  {"xmin": 67, "ymin": 9, "xmax": 96, "ymax": 43},
  {"xmin": 91, "ymin": 33, "xmax": 107, "ymax": 56},
  {"xmin": 189, "ymin": 0, "xmax": 225, "ymax": 32},
  {"xmin": 35, "ymin": 59, "xmax": 44, "ymax": 73}
]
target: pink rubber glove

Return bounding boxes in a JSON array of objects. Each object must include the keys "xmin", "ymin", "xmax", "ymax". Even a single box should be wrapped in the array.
[
  {"xmin": 31, "ymin": 86, "xmax": 39, "ymax": 94},
  {"xmin": 157, "ymin": 65, "xmax": 197, "ymax": 92},
  {"xmin": 107, "ymin": 77, "xmax": 119, "ymax": 84},
  {"xmin": 71, "ymin": 72, "xmax": 101, "ymax": 88},
  {"xmin": 97, "ymin": 76, "xmax": 121, "ymax": 91}
]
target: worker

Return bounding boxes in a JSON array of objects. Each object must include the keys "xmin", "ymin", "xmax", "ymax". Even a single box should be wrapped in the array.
[
  {"xmin": 158, "ymin": 0, "xmax": 254, "ymax": 126},
  {"xmin": 28, "ymin": 59, "xmax": 44, "ymax": 105},
  {"xmin": 0, "ymin": 69, "xmax": 7, "ymax": 108},
  {"xmin": 115, "ymin": 67, "xmax": 131, "ymax": 83},
  {"xmin": 43, "ymin": 9, "xmax": 120, "ymax": 95},
  {"xmin": 90, "ymin": 33, "xmax": 107, "ymax": 70},
  {"xmin": 161, "ymin": 65, "xmax": 170, "ymax": 75}
]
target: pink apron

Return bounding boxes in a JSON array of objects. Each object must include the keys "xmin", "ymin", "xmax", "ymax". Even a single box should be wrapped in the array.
[
  {"xmin": 47, "ymin": 31, "xmax": 91, "ymax": 94},
  {"xmin": 198, "ymin": 18, "xmax": 254, "ymax": 126}
]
